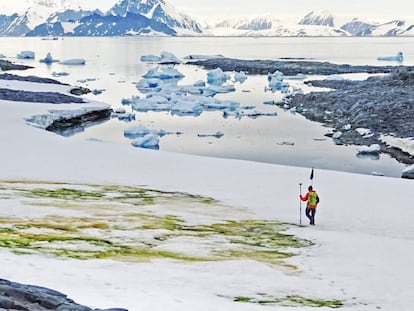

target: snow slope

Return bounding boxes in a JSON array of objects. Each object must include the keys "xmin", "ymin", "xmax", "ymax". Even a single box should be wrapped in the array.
[{"xmin": 0, "ymin": 76, "xmax": 413, "ymax": 310}]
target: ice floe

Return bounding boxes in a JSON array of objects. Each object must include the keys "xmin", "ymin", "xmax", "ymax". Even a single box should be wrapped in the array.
[
  {"xmin": 60, "ymin": 59, "xmax": 86, "ymax": 65},
  {"xmin": 39, "ymin": 52, "xmax": 59, "ymax": 64},
  {"xmin": 377, "ymin": 51, "xmax": 403, "ymax": 62},
  {"xmin": 17, "ymin": 51, "xmax": 35, "ymax": 59}
]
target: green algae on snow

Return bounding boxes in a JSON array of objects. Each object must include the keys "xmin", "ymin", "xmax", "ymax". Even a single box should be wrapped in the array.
[
  {"xmin": 234, "ymin": 294, "xmax": 343, "ymax": 308},
  {"xmin": 0, "ymin": 181, "xmax": 310, "ymax": 264}
]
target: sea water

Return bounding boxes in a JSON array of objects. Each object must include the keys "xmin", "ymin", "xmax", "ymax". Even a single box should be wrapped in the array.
[{"xmin": 1, "ymin": 36, "xmax": 413, "ymax": 177}]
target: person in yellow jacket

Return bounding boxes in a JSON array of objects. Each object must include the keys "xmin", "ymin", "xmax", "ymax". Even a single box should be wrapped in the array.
[{"xmin": 300, "ymin": 185, "xmax": 319, "ymax": 225}]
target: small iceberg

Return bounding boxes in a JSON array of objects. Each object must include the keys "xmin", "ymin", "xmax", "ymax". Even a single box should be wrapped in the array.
[
  {"xmin": 60, "ymin": 58, "xmax": 86, "ymax": 65},
  {"xmin": 131, "ymin": 134, "xmax": 160, "ymax": 150},
  {"xmin": 51, "ymin": 71, "xmax": 69, "ymax": 77},
  {"xmin": 159, "ymin": 51, "xmax": 181, "ymax": 64},
  {"xmin": 140, "ymin": 54, "xmax": 162, "ymax": 62},
  {"xmin": 377, "ymin": 51, "xmax": 403, "ymax": 62},
  {"xmin": 207, "ymin": 68, "xmax": 230, "ymax": 86},
  {"xmin": 143, "ymin": 65, "xmax": 184, "ymax": 80},
  {"xmin": 402, "ymin": 164, "xmax": 414, "ymax": 179},
  {"xmin": 111, "ymin": 108, "xmax": 135, "ymax": 122},
  {"xmin": 266, "ymin": 70, "xmax": 289, "ymax": 92},
  {"xmin": 357, "ymin": 144, "xmax": 381, "ymax": 155},
  {"xmin": 39, "ymin": 52, "xmax": 59, "ymax": 64},
  {"xmin": 197, "ymin": 131, "xmax": 224, "ymax": 138},
  {"xmin": 17, "ymin": 51, "xmax": 35, "ymax": 59}
]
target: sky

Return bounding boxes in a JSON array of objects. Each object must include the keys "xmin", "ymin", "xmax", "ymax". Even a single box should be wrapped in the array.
[{"xmin": 1, "ymin": 0, "xmax": 414, "ymax": 21}]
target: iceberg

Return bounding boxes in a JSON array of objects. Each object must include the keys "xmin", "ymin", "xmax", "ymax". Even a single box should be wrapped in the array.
[
  {"xmin": 159, "ymin": 51, "xmax": 181, "ymax": 64},
  {"xmin": 39, "ymin": 52, "xmax": 59, "ymax": 64},
  {"xmin": 60, "ymin": 59, "xmax": 86, "ymax": 65},
  {"xmin": 140, "ymin": 54, "xmax": 162, "ymax": 62},
  {"xmin": 402, "ymin": 164, "xmax": 414, "ymax": 179},
  {"xmin": 267, "ymin": 70, "xmax": 289, "ymax": 92},
  {"xmin": 131, "ymin": 134, "xmax": 160, "ymax": 150},
  {"xmin": 130, "ymin": 96, "xmax": 171, "ymax": 112},
  {"xmin": 207, "ymin": 68, "xmax": 230, "ymax": 86},
  {"xmin": 111, "ymin": 108, "xmax": 135, "ymax": 122},
  {"xmin": 51, "ymin": 71, "xmax": 69, "ymax": 77},
  {"xmin": 232, "ymin": 71, "xmax": 248, "ymax": 83},
  {"xmin": 377, "ymin": 51, "xmax": 403, "ymax": 62},
  {"xmin": 170, "ymin": 98, "xmax": 204, "ymax": 116},
  {"xmin": 135, "ymin": 78, "xmax": 163, "ymax": 93},
  {"xmin": 17, "ymin": 51, "xmax": 35, "ymax": 59},
  {"xmin": 143, "ymin": 65, "xmax": 184, "ymax": 80}
]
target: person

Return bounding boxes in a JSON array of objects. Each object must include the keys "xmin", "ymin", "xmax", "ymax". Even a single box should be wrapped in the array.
[{"xmin": 300, "ymin": 185, "xmax": 319, "ymax": 225}]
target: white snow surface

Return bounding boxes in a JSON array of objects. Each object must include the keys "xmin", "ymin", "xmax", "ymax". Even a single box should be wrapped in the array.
[{"xmin": 0, "ymin": 77, "xmax": 414, "ymax": 311}]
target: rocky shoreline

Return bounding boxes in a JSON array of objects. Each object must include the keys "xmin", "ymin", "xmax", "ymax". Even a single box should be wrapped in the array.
[
  {"xmin": 190, "ymin": 58, "xmax": 414, "ymax": 168},
  {"xmin": 0, "ymin": 279, "xmax": 127, "ymax": 311}
]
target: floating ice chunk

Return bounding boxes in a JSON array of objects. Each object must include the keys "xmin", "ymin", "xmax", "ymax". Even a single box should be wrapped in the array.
[
  {"xmin": 131, "ymin": 134, "xmax": 159, "ymax": 149},
  {"xmin": 0, "ymin": 53, "xmax": 5, "ymax": 58},
  {"xmin": 205, "ymin": 84, "xmax": 236, "ymax": 94},
  {"xmin": 136, "ymin": 78, "xmax": 162, "ymax": 93},
  {"xmin": 197, "ymin": 131, "xmax": 224, "ymax": 138},
  {"xmin": 39, "ymin": 52, "xmax": 59, "ymax": 64},
  {"xmin": 207, "ymin": 68, "xmax": 230, "ymax": 86},
  {"xmin": 111, "ymin": 109, "xmax": 135, "ymax": 122},
  {"xmin": 267, "ymin": 70, "xmax": 289, "ymax": 92},
  {"xmin": 124, "ymin": 125, "xmax": 151, "ymax": 138},
  {"xmin": 17, "ymin": 50, "xmax": 35, "ymax": 59},
  {"xmin": 402, "ymin": 164, "xmax": 414, "ymax": 179},
  {"xmin": 130, "ymin": 96, "xmax": 171, "ymax": 112},
  {"xmin": 377, "ymin": 51, "xmax": 403, "ymax": 62},
  {"xmin": 193, "ymin": 80, "xmax": 206, "ymax": 87},
  {"xmin": 232, "ymin": 71, "xmax": 247, "ymax": 83},
  {"xmin": 140, "ymin": 54, "xmax": 162, "ymax": 62},
  {"xmin": 170, "ymin": 99, "xmax": 203, "ymax": 116},
  {"xmin": 143, "ymin": 65, "xmax": 184, "ymax": 80},
  {"xmin": 51, "ymin": 71, "xmax": 69, "ymax": 77},
  {"xmin": 92, "ymin": 89, "xmax": 105, "ymax": 95},
  {"xmin": 60, "ymin": 58, "xmax": 86, "ymax": 65},
  {"xmin": 202, "ymin": 99, "xmax": 239, "ymax": 111},
  {"xmin": 77, "ymin": 78, "xmax": 96, "ymax": 83},
  {"xmin": 159, "ymin": 51, "xmax": 181, "ymax": 64},
  {"xmin": 357, "ymin": 144, "xmax": 381, "ymax": 155},
  {"xmin": 343, "ymin": 124, "xmax": 352, "ymax": 131}
]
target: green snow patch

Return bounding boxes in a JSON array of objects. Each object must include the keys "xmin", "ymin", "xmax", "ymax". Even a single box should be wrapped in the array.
[
  {"xmin": 234, "ymin": 294, "xmax": 343, "ymax": 308},
  {"xmin": 0, "ymin": 181, "xmax": 311, "ymax": 264}
]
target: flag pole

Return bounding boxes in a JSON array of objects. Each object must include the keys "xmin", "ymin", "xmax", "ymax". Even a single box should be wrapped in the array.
[{"xmin": 299, "ymin": 183, "xmax": 302, "ymax": 226}]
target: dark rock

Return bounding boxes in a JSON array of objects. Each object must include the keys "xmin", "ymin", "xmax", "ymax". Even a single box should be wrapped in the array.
[
  {"xmin": 70, "ymin": 87, "xmax": 92, "ymax": 96},
  {"xmin": 0, "ymin": 279, "xmax": 128, "ymax": 311},
  {"xmin": 0, "ymin": 73, "xmax": 67, "ymax": 85},
  {"xmin": 0, "ymin": 60, "xmax": 33, "ymax": 71},
  {"xmin": 187, "ymin": 57, "xmax": 414, "ymax": 76},
  {"xmin": 0, "ymin": 89, "xmax": 86, "ymax": 104},
  {"xmin": 46, "ymin": 108, "xmax": 113, "ymax": 134}
]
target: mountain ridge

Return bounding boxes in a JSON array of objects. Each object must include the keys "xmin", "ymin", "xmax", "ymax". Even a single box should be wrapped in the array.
[{"xmin": 0, "ymin": 1, "xmax": 413, "ymax": 37}]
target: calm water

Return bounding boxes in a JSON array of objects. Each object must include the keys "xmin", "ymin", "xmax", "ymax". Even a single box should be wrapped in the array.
[{"xmin": 1, "ymin": 36, "xmax": 413, "ymax": 177}]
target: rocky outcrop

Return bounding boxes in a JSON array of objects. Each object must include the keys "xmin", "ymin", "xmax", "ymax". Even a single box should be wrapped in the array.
[
  {"xmin": 0, "ymin": 279, "xmax": 127, "ymax": 311},
  {"xmin": 0, "ymin": 89, "xmax": 86, "ymax": 104},
  {"xmin": 187, "ymin": 58, "xmax": 414, "ymax": 76},
  {"xmin": 46, "ymin": 108, "xmax": 112, "ymax": 133},
  {"xmin": 0, "ymin": 60, "xmax": 33, "ymax": 71}
]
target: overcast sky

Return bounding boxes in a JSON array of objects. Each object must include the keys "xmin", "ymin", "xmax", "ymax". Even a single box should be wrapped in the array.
[{"xmin": 2, "ymin": 0, "xmax": 413, "ymax": 21}]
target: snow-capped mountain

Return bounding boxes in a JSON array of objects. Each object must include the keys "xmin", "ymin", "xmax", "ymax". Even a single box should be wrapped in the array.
[
  {"xmin": 207, "ymin": 14, "xmax": 349, "ymax": 37},
  {"xmin": 213, "ymin": 15, "xmax": 281, "ymax": 31},
  {"xmin": 0, "ymin": 3, "xmax": 413, "ymax": 37},
  {"xmin": 298, "ymin": 10, "xmax": 335, "ymax": 27},
  {"xmin": 28, "ymin": 0, "xmax": 202, "ymax": 36}
]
